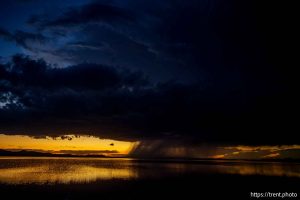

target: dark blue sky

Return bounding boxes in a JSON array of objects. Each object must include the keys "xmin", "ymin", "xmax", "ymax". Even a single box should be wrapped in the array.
[
  {"xmin": 0, "ymin": 0, "xmax": 298, "ymax": 146},
  {"xmin": 1, "ymin": 0, "xmax": 263, "ymax": 83},
  {"xmin": 2, "ymin": 0, "xmax": 204, "ymax": 82},
  {"xmin": 0, "ymin": 0, "xmax": 89, "ymax": 60}
]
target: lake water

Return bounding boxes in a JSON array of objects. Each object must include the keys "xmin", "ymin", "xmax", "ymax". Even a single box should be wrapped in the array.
[{"xmin": 1, "ymin": 157, "xmax": 300, "ymax": 185}]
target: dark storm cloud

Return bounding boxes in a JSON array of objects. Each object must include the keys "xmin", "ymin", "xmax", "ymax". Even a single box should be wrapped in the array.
[
  {"xmin": 0, "ymin": 55, "xmax": 147, "ymax": 90},
  {"xmin": 0, "ymin": 55, "xmax": 297, "ymax": 145}
]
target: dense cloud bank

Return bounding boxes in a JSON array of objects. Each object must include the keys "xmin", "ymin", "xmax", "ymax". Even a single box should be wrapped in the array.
[{"xmin": 0, "ymin": 55, "xmax": 297, "ymax": 145}]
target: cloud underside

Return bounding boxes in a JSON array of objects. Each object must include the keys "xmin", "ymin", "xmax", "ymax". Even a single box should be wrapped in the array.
[{"xmin": 0, "ymin": 55, "xmax": 297, "ymax": 145}]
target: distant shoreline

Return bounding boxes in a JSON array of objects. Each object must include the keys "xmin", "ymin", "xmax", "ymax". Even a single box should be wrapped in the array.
[
  {"xmin": 1, "ymin": 149, "xmax": 300, "ymax": 163},
  {"xmin": 0, "ymin": 149, "xmax": 107, "ymax": 158}
]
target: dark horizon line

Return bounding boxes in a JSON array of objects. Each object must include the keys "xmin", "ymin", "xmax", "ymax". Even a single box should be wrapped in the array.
[{"xmin": 1, "ymin": 149, "xmax": 300, "ymax": 163}]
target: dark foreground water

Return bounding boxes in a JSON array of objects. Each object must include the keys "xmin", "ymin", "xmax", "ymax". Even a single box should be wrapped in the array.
[{"xmin": 0, "ymin": 157, "xmax": 299, "ymax": 199}]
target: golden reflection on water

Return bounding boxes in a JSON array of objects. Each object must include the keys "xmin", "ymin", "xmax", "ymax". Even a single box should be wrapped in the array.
[
  {"xmin": 221, "ymin": 163, "xmax": 300, "ymax": 178},
  {"xmin": 0, "ymin": 166, "xmax": 137, "ymax": 184},
  {"xmin": 159, "ymin": 161, "xmax": 300, "ymax": 178},
  {"xmin": 0, "ymin": 158, "xmax": 299, "ymax": 185},
  {"xmin": 0, "ymin": 157, "xmax": 138, "ymax": 184}
]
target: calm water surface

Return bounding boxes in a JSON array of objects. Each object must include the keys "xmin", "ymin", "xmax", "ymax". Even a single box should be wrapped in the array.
[{"xmin": 0, "ymin": 157, "xmax": 299, "ymax": 185}]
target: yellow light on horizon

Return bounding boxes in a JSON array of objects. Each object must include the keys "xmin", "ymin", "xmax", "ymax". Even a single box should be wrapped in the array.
[{"xmin": 0, "ymin": 134, "xmax": 136, "ymax": 156}]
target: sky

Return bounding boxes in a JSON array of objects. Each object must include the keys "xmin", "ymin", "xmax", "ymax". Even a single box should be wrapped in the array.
[
  {"xmin": 0, "ymin": 134, "xmax": 135, "ymax": 156},
  {"xmin": 0, "ymin": 0, "xmax": 299, "ymax": 158}
]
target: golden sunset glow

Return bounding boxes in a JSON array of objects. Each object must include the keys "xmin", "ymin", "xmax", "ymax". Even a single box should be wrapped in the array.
[
  {"xmin": 263, "ymin": 153, "xmax": 280, "ymax": 158},
  {"xmin": 211, "ymin": 154, "xmax": 226, "ymax": 159},
  {"xmin": 0, "ymin": 134, "xmax": 137, "ymax": 156},
  {"xmin": 210, "ymin": 145, "xmax": 300, "ymax": 159},
  {"xmin": 224, "ymin": 145, "xmax": 300, "ymax": 152}
]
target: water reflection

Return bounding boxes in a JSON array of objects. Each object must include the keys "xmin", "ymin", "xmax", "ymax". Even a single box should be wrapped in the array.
[
  {"xmin": 0, "ymin": 166, "xmax": 137, "ymax": 184},
  {"xmin": 0, "ymin": 157, "xmax": 138, "ymax": 184},
  {"xmin": 222, "ymin": 163, "xmax": 300, "ymax": 177},
  {"xmin": 0, "ymin": 157, "xmax": 299, "ymax": 185}
]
